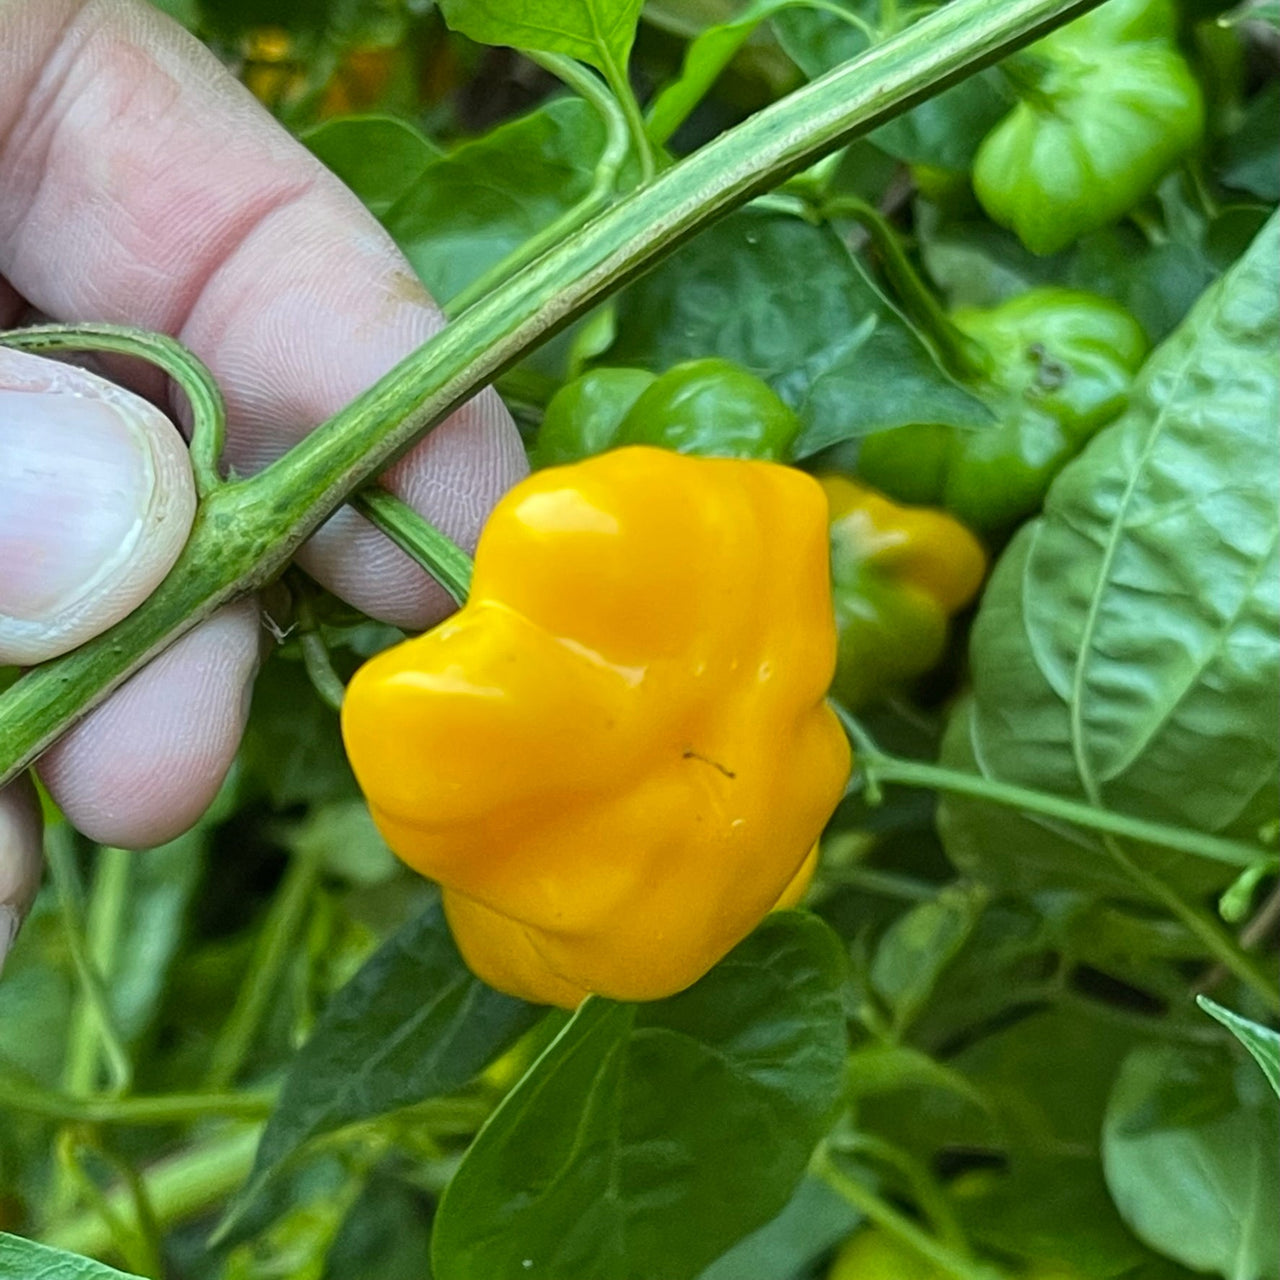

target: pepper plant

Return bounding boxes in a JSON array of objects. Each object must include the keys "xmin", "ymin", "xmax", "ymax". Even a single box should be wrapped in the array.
[{"xmin": 0, "ymin": 0, "xmax": 1277, "ymax": 1278}]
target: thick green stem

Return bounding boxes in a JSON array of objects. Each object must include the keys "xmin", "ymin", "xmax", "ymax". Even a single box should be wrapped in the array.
[{"xmin": 0, "ymin": 0, "xmax": 1103, "ymax": 793}]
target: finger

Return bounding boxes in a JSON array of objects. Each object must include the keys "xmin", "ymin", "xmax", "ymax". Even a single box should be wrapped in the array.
[
  {"xmin": 0, "ymin": 775, "xmax": 42, "ymax": 973},
  {"xmin": 0, "ymin": 347, "xmax": 196, "ymax": 664},
  {"xmin": 36, "ymin": 600, "xmax": 262, "ymax": 849},
  {"xmin": 0, "ymin": 0, "xmax": 527, "ymax": 631}
]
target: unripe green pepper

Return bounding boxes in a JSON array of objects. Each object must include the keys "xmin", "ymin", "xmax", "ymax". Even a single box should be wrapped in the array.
[
  {"xmin": 530, "ymin": 358, "xmax": 802, "ymax": 467},
  {"xmin": 822, "ymin": 476, "xmax": 986, "ymax": 710},
  {"xmin": 973, "ymin": 0, "xmax": 1205, "ymax": 255},
  {"xmin": 858, "ymin": 288, "xmax": 1149, "ymax": 535},
  {"xmin": 530, "ymin": 368, "xmax": 655, "ymax": 469}
]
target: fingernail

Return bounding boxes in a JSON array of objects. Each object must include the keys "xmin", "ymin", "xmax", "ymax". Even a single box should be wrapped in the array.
[
  {"xmin": 0, "ymin": 379, "xmax": 195, "ymax": 665},
  {"xmin": 0, "ymin": 389, "xmax": 152, "ymax": 619},
  {"xmin": 0, "ymin": 905, "xmax": 17, "ymax": 975}
]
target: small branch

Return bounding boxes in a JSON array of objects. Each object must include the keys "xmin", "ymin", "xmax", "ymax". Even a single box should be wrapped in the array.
[
  {"xmin": 352, "ymin": 487, "xmax": 473, "ymax": 607},
  {"xmin": 0, "ymin": 323, "xmax": 228, "ymax": 499},
  {"xmin": 839, "ymin": 710, "xmax": 1276, "ymax": 872},
  {"xmin": 447, "ymin": 52, "xmax": 633, "ymax": 316},
  {"xmin": 815, "ymin": 1150, "xmax": 1003, "ymax": 1280}
]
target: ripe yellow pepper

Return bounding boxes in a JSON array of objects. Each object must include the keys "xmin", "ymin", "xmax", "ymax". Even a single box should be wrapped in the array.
[{"xmin": 341, "ymin": 447, "xmax": 850, "ymax": 1007}]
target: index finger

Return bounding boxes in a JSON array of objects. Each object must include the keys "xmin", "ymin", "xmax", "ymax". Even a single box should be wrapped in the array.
[{"xmin": 0, "ymin": 0, "xmax": 526, "ymax": 628}]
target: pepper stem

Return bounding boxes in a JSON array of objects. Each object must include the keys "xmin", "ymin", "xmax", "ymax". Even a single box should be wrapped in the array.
[
  {"xmin": 353, "ymin": 487, "xmax": 474, "ymax": 607},
  {"xmin": 819, "ymin": 198, "xmax": 992, "ymax": 384}
]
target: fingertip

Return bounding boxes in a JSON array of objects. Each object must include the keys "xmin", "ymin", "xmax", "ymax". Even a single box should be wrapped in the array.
[
  {"xmin": 0, "ymin": 348, "xmax": 196, "ymax": 665},
  {"xmin": 37, "ymin": 599, "xmax": 262, "ymax": 848}
]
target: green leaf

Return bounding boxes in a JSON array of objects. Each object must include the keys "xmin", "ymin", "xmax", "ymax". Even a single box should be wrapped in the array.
[
  {"xmin": 0, "ymin": 1234, "xmax": 143, "ymax": 1279},
  {"xmin": 1103, "ymin": 1043, "xmax": 1280, "ymax": 1279},
  {"xmin": 217, "ymin": 899, "xmax": 540, "ymax": 1243},
  {"xmin": 605, "ymin": 211, "xmax": 990, "ymax": 454},
  {"xmin": 869, "ymin": 883, "xmax": 986, "ymax": 1033},
  {"xmin": 1220, "ymin": 82, "xmax": 1280, "ymax": 202},
  {"xmin": 696, "ymin": 1176, "xmax": 860, "ymax": 1280},
  {"xmin": 304, "ymin": 115, "xmax": 441, "ymax": 219},
  {"xmin": 431, "ymin": 912, "xmax": 848, "ymax": 1280},
  {"xmin": 773, "ymin": 2, "xmax": 1013, "ymax": 169},
  {"xmin": 1197, "ymin": 996, "xmax": 1280, "ymax": 1097},
  {"xmin": 383, "ymin": 96, "xmax": 612, "ymax": 306},
  {"xmin": 436, "ymin": 0, "xmax": 644, "ymax": 76},
  {"xmin": 646, "ymin": 0, "xmax": 813, "ymax": 147},
  {"xmin": 942, "ymin": 215, "xmax": 1280, "ymax": 899}
]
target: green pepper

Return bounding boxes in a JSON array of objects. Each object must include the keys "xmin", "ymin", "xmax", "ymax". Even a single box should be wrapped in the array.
[
  {"xmin": 973, "ymin": 0, "xmax": 1205, "ymax": 255},
  {"xmin": 613, "ymin": 358, "xmax": 801, "ymax": 460},
  {"xmin": 857, "ymin": 288, "xmax": 1149, "ymax": 535},
  {"xmin": 821, "ymin": 476, "xmax": 987, "ymax": 711},
  {"xmin": 530, "ymin": 368, "xmax": 656, "ymax": 469},
  {"xmin": 530, "ymin": 358, "xmax": 801, "ymax": 466}
]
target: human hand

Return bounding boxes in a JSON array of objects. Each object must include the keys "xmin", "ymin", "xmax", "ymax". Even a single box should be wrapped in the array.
[{"xmin": 0, "ymin": 0, "xmax": 526, "ymax": 963}]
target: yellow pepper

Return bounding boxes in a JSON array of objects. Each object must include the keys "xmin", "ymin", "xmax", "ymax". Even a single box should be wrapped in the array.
[{"xmin": 341, "ymin": 447, "xmax": 850, "ymax": 1007}]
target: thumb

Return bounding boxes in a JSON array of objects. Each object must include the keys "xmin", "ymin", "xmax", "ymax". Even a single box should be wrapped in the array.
[
  {"xmin": 0, "ymin": 348, "xmax": 197, "ymax": 664},
  {"xmin": 1, "ymin": 350, "xmax": 195, "ymax": 670}
]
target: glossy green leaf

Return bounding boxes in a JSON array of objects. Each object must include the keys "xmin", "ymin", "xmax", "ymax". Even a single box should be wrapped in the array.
[
  {"xmin": 942, "ymin": 215, "xmax": 1280, "ymax": 898},
  {"xmin": 0, "ymin": 1234, "xmax": 142, "ymax": 1279},
  {"xmin": 304, "ymin": 115, "xmax": 440, "ymax": 218},
  {"xmin": 1103, "ymin": 1044, "xmax": 1280, "ymax": 1279},
  {"xmin": 605, "ymin": 212, "xmax": 990, "ymax": 454},
  {"xmin": 773, "ymin": 2, "xmax": 1013, "ymax": 169},
  {"xmin": 437, "ymin": 0, "xmax": 644, "ymax": 75},
  {"xmin": 383, "ymin": 96, "xmax": 610, "ymax": 306},
  {"xmin": 431, "ymin": 912, "xmax": 848, "ymax": 1280},
  {"xmin": 1197, "ymin": 996, "xmax": 1280, "ymax": 1097},
  {"xmin": 646, "ymin": 0, "xmax": 813, "ymax": 147},
  {"xmin": 869, "ymin": 883, "xmax": 986, "ymax": 1033},
  {"xmin": 217, "ymin": 899, "xmax": 540, "ymax": 1243}
]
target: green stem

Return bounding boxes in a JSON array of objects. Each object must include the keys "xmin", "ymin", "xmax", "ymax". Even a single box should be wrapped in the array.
[
  {"xmin": 816, "ymin": 1152, "xmax": 1003, "ymax": 1280},
  {"xmin": 841, "ymin": 714, "xmax": 1275, "ymax": 872},
  {"xmin": 47, "ymin": 830, "xmax": 132, "ymax": 1099},
  {"xmin": 599, "ymin": 46, "xmax": 656, "ymax": 184},
  {"xmin": 290, "ymin": 573, "xmax": 349, "ymax": 711},
  {"xmin": 446, "ymin": 53, "xmax": 632, "ymax": 316},
  {"xmin": 0, "ymin": 1074, "xmax": 276, "ymax": 1125},
  {"xmin": 204, "ymin": 838, "xmax": 323, "ymax": 1090},
  {"xmin": 0, "ymin": 323, "xmax": 227, "ymax": 498},
  {"xmin": 0, "ymin": 0, "xmax": 1105, "ymax": 794},
  {"xmin": 834, "ymin": 1132, "xmax": 970, "ymax": 1253},
  {"xmin": 1103, "ymin": 836, "xmax": 1280, "ymax": 1014},
  {"xmin": 351, "ymin": 488, "xmax": 474, "ymax": 606},
  {"xmin": 821, "ymin": 195, "xmax": 991, "ymax": 381},
  {"xmin": 43, "ymin": 1127, "xmax": 261, "ymax": 1259}
]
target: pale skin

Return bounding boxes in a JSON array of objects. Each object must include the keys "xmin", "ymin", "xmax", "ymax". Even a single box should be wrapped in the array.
[{"xmin": 0, "ymin": 0, "xmax": 528, "ymax": 958}]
